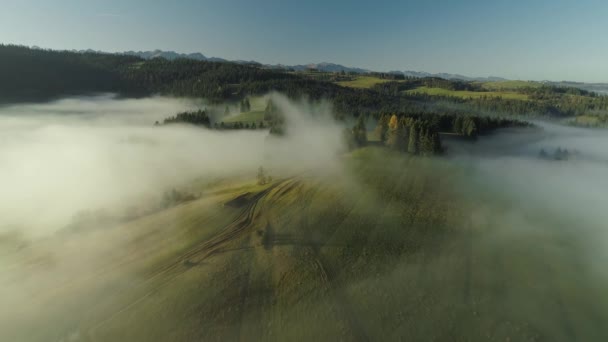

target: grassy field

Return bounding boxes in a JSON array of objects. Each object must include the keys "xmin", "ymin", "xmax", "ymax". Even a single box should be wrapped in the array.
[
  {"xmin": 567, "ymin": 114, "xmax": 608, "ymax": 127},
  {"xmin": 405, "ymin": 86, "xmax": 529, "ymax": 100},
  {"xmin": 336, "ymin": 76, "xmax": 394, "ymax": 89},
  {"xmin": 479, "ymin": 80, "xmax": 542, "ymax": 91},
  {"xmin": 222, "ymin": 110, "xmax": 265, "ymax": 124},
  {"xmin": 2, "ymin": 147, "xmax": 607, "ymax": 341}
]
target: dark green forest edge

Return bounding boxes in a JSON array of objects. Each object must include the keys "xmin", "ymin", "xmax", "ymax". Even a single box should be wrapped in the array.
[{"xmin": 3, "ymin": 44, "xmax": 607, "ymax": 149}]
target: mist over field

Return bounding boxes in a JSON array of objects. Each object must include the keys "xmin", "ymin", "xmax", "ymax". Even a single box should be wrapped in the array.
[
  {"xmin": 0, "ymin": 94, "xmax": 345, "ymax": 236},
  {"xmin": 464, "ymin": 124, "xmax": 608, "ymax": 277},
  {"xmin": 4, "ymin": 0, "xmax": 608, "ymax": 339},
  {"xmin": 2, "ymin": 94, "xmax": 608, "ymax": 341}
]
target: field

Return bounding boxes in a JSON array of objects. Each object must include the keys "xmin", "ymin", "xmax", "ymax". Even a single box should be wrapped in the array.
[
  {"xmin": 2, "ymin": 147, "xmax": 607, "ymax": 341},
  {"xmin": 479, "ymin": 80, "xmax": 542, "ymax": 91},
  {"xmin": 405, "ymin": 86, "xmax": 529, "ymax": 100},
  {"xmin": 222, "ymin": 110, "xmax": 265, "ymax": 124},
  {"xmin": 568, "ymin": 114, "xmax": 608, "ymax": 127},
  {"xmin": 336, "ymin": 76, "xmax": 394, "ymax": 89},
  {"xmin": 221, "ymin": 96, "xmax": 268, "ymax": 124}
]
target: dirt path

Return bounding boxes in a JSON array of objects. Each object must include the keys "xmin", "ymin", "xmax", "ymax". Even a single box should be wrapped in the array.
[{"xmin": 88, "ymin": 179, "xmax": 293, "ymax": 337}]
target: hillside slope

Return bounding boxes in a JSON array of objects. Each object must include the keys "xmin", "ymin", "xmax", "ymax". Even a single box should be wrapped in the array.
[{"xmin": 1, "ymin": 148, "xmax": 607, "ymax": 341}]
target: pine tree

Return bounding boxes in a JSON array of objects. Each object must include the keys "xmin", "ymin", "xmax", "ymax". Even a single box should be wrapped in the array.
[
  {"xmin": 264, "ymin": 99, "xmax": 275, "ymax": 120},
  {"xmin": 352, "ymin": 114, "xmax": 367, "ymax": 147},
  {"xmin": 257, "ymin": 167, "xmax": 267, "ymax": 185},
  {"xmin": 408, "ymin": 123, "xmax": 420, "ymax": 155},
  {"xmin": 465, "ymin": 119, "xmax": 478, "ymax": 137},
  {"xmin": 375, "ymin": 114, "xmax": 390, "ymax": 143},
  {"xmin": 245, "ymin": 98, "xmax": 251, "ymax": 111},
  {"xmin": 431, "ymin": 130, "xmax": 443, "ymax": 154}
]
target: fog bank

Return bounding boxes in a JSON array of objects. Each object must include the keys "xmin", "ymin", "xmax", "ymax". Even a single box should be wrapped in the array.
[{"xmin": 0, "ymin": 94, "xmax": 345, "ymax": 236}]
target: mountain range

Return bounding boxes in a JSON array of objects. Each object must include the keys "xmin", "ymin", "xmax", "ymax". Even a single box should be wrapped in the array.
[
  {"xmin": 114, "ymin": 49, "xmax": 505, "ymax": 82},
  {"xmin": 68, "ymin": 49, "xmax": 607, "ymax": 88}
]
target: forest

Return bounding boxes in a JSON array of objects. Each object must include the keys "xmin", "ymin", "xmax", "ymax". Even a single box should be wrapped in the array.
[{"xmin": 4, "ymin": 44, "xmax": 607, "ymax": 122}]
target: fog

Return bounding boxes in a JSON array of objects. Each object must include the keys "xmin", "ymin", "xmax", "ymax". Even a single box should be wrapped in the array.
[
  {"xmin": 0, "ymin": 94, "xmax": 345, "ymax": 236},
  {"xmin": 3, "ymin": 95, "xmax": 608, "ymax": 340},
  {"xmin": 462, "ymin": 123, "xmax": 608, "ymax": 276}
]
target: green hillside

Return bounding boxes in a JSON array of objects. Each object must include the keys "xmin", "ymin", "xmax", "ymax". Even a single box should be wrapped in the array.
[
  {"xmin": 405, "ymin": 86, "xmax": 529, "ymax": 100},
  {"xmin": 336, "ymin": 76, "xmax": 394, "ymax": 89},
  {"xmin": 223, "ymin": 110, "xmax": 266, "ymax": 124},
  {"xmin": 480, "ymin": 80, "xmax": 543, "ymax": 90},
  {"xmin": 3, "ymin": 148, "xmax": 607, "ymax": 341}
]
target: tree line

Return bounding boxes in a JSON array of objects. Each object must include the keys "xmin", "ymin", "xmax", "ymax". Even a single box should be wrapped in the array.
[
  {"xmin": 160, "ymin": 109, "xmax": 211, "ymax": 127},
  {"xmin": 4, "ymin": 45, "xmax": 605, "ymax": 124},
  {"xmin": 345, "ymin": 112, "xmax": 529, "ymax": 156}
]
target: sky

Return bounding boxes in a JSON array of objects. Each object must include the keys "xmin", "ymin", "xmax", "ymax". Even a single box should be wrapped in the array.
[{"xmin": 1, "ymin": 0, "xmax": 607, "ymax": 82}]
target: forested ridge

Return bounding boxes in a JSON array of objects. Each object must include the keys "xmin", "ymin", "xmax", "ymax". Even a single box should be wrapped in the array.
[{"xmin": 3, "ymin": 44, "xmax": 607, "ymax": 127}]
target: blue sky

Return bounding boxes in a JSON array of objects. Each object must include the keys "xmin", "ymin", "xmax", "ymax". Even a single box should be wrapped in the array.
[{"xmin": 1, "ymin": 0, "xmax": 607, "ymax": 82}]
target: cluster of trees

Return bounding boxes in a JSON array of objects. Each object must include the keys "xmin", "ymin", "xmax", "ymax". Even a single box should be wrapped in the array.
[
  {"xmin": 539, "ymin": 147, "xmax": 581, "ymax": 161},
  {"xmin": 120, "ymin": 58, "xmax": 296, "ymax": 101},
  {"xmin": 376, "ymin": 114, "xmax": 443, "ymax": 155},
  {"xmin": 213, "ymin": 121, "xmax": 267, "ymax": 130},
  {"xmin": 344, "ymin": 115, "xmax": 368, "ymax": 149},
  {"xmin": 264, "ymin": 99, "xmax": 286, "ymax": 136},
  {"xmin": 0, "ymin": 44, "xmax": 140, "ymax": 102},
  {"xmin": 378, "ymin": 112, "xmax": 527, "ymax": 138},
  {"xmin": 240, "ymin": 97, "xmax": 251, "ymax": 112},
  {"xmin": 453, "ymin": 116, "xmax": 479, "ymax": 137},
  {"xmin": 523, "ymin": 85, "xmax": 596, "ymax": 98},
  {"xmin": 256, "ymin": 167, "xmax": 273, "ymax": 185},
  {"xmin": 345, "ymin": 111, "xmax": 529, "ymax": 155},
  {"xmin": 161, "ymin": 189, "xmax": 199, "ymax": 208},
  {"xmin": 161, "ymin": 109, "xmax": 211, "ymax": 127},
  {"xmin": 418, "ymin": 77, "xmax": 482, "ymax": 91}
]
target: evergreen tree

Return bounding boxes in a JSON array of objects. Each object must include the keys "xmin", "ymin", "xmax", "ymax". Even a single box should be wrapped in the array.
[
  {"xmin": 375, "ymin": 114, "xmax": 390, "ymax": 143},
  {"xmin": 465, "ymin": 119, "xmax": 478, "ymax": 137},
  {"xmin": 431, "ymin": 130, "xmax": 443, "ymax": 154},
  {"xmin": 257, "ymin": 167, "xmax": 267, "ymax": 185},
  {"xmin": 245, "ymin": 97, "xmax": 251, "ymax": 111},
  {"xmin": 453, "ymin": 116, "xmax": 464, "ymax": 134},
  {"xmin": 408, "ymin": 123, "xmax": 420, "ymax": 155},
  {"xmin": 264, "ymin": 99, "xmax": 277, "ymax": 120},
  {"xmin": 342, "ymin": 127, "xmax": 357, "ymax": 151},
  {"xmin": 352, "ymin": 114, "xmax": 368, "ymax": 147}
]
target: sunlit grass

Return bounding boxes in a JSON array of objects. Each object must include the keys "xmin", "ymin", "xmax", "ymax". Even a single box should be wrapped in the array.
[{"xmin": 405, "ymin": 86, "xmax": 529, "ymax": 100}]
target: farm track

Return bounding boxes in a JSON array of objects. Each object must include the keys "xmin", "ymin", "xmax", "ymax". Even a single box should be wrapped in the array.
[
  {"xmin": 139, "ymin": 178, "xmax": 293, "ymax": 282},
  {"xmin": 90, "ymin": 178, "xmax": 295, "ymax": 335}
]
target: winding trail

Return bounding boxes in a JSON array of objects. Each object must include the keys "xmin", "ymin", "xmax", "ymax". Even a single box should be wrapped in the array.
[{"xmin": 89, "ymin": 179, "xmax": 293, "ymax": 336}]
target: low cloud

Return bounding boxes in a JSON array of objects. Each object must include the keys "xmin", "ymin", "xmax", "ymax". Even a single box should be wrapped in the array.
[{"xmin": 0, "ymin": 94, "xmax": 345, "ymax": 236}]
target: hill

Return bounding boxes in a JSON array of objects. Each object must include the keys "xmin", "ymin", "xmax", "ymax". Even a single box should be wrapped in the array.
[
  {"xmin": 3, "ymin": 147, "xmax": 607, "ymax": 341},
  {"xmin": 2, "ymin": 45, "xmax": 607, "ymax": 120}
]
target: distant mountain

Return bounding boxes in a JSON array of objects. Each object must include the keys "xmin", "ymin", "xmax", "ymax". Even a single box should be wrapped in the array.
[
  {"xmin": 393, "ymin": 70, "xmax": 506, "ymax": 82},
  {"xmin": 114, "ymin": 49, "xmax": 507, "ymax": 81},
  {"xmin": 289, "ymin": 62, "xmax": 370, "ymax": 74},
  {"xmin": 122, "ymin": 50, "xmax": 224, "ymax": 62}
]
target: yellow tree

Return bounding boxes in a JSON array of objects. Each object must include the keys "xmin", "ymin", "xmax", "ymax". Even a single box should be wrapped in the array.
[{"xmin": 386, "ymin": 114, "xmax": 405, "ymax": 150}]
